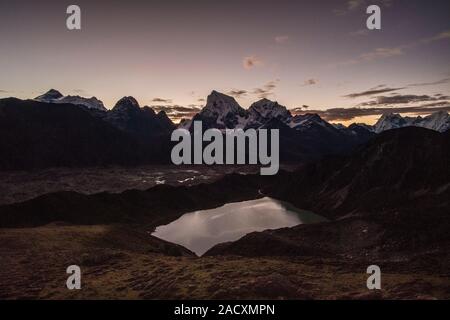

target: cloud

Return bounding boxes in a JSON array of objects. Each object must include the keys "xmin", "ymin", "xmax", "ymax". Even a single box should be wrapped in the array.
[
  {"xmin": 291, "ymin": 103, "xmax": 450, "ymax": 122},
  {"xmin": 344, "ymin": 86, "xmax": 404, "ymax": 98},
  {"xmin": 275, "ymin": 35, "xmax": 289, "ymax": 44},
  {"xmin": 333, "ymin": 0, "xmax": 363, "ymax": 15},
  {"xmin": 362, "ymin": 47, "xmax": 404, "ymax": 60},
  {"xmin": 345, "ymin": 80, "xmax": 450, "ymax": 101},
  {"xmin": 359, "ymin": 94, "xmax": 450, "ymax": 106},
  {"xmin": 227, "ymin": 89, "xmax": 248, "ymax": 98},
  {"xmin": 151, "ymin": 105, "xmax": 202, "ymax": 122},
  {"xmin": 339, "ymin": 29, "xmax": 450, "ymax": 66},
  {"xmin": 152, "ymin": 97, "xmax": 173, "ymax": 103},
  {"xmin": 301, "ymin": 79, "xmax": 318, "ymax": 86},
  {"xmin": 408, "ymin": 78, "xmax": 450, "ymax": 87},
  {"xmin": 252, "ymin": 80, "xmax": 279, "ymax": 99},
  {"xmin": 243, "ymin": 55, "xmax": 263, "ymax": 70},
  {"xmin": 347, "ymin": 0, "xmax": 365, "ymax": 10},
  {"xmin": 422, "ymin": 30, "xmax": 450, "ymax": 43},
  {"xmin": 338, "ymin": 47, "xmax": 404, "ymax": 66}
]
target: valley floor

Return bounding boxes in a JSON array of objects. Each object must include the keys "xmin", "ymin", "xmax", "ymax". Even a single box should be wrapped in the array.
[
  {"xmin": 0, "ymin": 165, "xmax": 272, "ymax": 205},
  {"xmin": 0, "ymin": 224, "xmax": 448, "ymax": 300}
]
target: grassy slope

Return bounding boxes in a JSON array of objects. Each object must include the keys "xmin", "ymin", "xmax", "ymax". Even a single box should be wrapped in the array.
[{"xmin": 0, "ymin": 225, "xmax": 448, "ymax": 300}]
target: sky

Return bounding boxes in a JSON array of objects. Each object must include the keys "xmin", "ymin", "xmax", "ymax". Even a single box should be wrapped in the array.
[{"xmin": 0, "ymin": 0, "xmax": 449, "ymax": 124}]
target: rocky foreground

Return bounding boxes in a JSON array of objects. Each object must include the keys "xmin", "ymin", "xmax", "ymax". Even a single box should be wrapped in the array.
[{"xmin": 0, "ymin": 225, "xmax": 448, "ymax": 300}]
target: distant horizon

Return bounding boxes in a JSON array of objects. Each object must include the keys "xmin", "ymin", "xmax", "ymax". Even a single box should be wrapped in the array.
[{"xmin": 4, "ymin": 87, "xmax": 448, "ymax": 126}]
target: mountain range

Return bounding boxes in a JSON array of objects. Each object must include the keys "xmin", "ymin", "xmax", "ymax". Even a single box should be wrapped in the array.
[
  {"xmin": 369, "ymin": 111, "xmax": 450, "ymax": 133},
  {"xmin": 181, "ymin": 90, "xmax": 449, "ymax": 133},
  {"xmin": 0, "ymin": 88, "xmax": 448, "ymax": 170}
]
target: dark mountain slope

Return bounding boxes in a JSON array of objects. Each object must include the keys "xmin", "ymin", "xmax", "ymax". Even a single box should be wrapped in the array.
[
  {"xmin": 0, "ymin": 98, "xmax": 149, "ymax": 170},
  {"xmin": 267, "ymin": 127, "xmax": 450, "ymax": 218},
  {"xmin": 105, "ymin": 97, "xmax": 175, "ymax": 141},
  {"xmin": 206, "ymin": 128, "xmax": 450, "ymax": 259}
]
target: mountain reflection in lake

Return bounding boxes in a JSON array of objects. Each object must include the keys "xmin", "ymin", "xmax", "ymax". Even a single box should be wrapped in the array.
[{"xmin": 152, "ymin": 197, "xmax": 326, "ymax": 256}]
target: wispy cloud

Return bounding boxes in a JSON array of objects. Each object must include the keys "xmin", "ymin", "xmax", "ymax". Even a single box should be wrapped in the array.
[
  {"xmin": 301, "ymin": 79, "xmax": 318, "ymax": 87},
  {"xmin": 291, "ymin": 104, "xmax": 450, "ymax": 122},
  {"xmin": 275, "ymin": 35, "xmax": 289, "ymax": 44},
  {"xmin": 151, "ymin": 105, "xmax": 202, "ymax": 122},
  {"xmin": 227, "ymin": 89, "xmax": 248, "ymax": 98},
  {"xmin": 359, "ymin": 94, "xmax": 450, "ymax": 106},
  {"xmin": 421, "ymin": 30, "xmax": 450, "ymax": 43},
  {"xmin": 333, "ymin": 0, "xmax": 364, "ymax": 16},
  {"xmin": 152, "ymin": 97, "xmax": 173, "ymax": 104},
  {"xmin": 344, "ymin": 86, "xmax": 404, "ymax": 98},
  {"xmin": 339, "ymin": 29, "xmax": 450, "ymax": 66},
  {"xmin": 408, "ymin": 78, "xmax": 450, "ymax": 87},
  {"xmin": 340, "ymin": 47, "xmax": 404, "ymax": 66},
  {"xmin": 252, "ymin": 80, "xmax": 279, "ymax": 99},
  {"xmin": 243, "ymin": 55, "xmax": 263, "ymax": 70},
  {"xmin": 361, "ymin": 47, "xmax": 404, "ymax": 60}
]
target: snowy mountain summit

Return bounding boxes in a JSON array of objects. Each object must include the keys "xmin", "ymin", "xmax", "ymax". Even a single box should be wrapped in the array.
[
  {"xmin": 193, "ymin": 91, "xmax": 249, "ymax": 129},
  {"xmin": 186, "ymin": 91, "xmax": 354, "ymax": 133},
  {"xmin": 247, "ymin": 99, "xmax": 292, "ymax": 128},
  {"xmin": 35, "ymin": 89, "xmax": 106, "ymax": 111},
  {"xmin": 373, "ymin": 111, "xmax": 449, "ymax": 133}
]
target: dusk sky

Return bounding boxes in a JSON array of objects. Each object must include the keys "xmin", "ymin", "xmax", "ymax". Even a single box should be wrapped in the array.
[{"xmin": 1, "ymin": 0, "xmax": 449, "ymax": 124}]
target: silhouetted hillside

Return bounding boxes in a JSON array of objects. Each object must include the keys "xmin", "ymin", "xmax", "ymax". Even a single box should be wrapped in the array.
[
  {"xmin": 206, "ymin": 128, "xmax": 450, "ymax": 258},
  {"xmin": 0, "ymin": 98, "xmax": 169, "ymax": 169}
]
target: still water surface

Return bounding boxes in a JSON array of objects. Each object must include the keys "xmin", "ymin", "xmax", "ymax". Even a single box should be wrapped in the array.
[{"xmin": 152, "ymin": 197, "xmax": 326, "ymax": 256}]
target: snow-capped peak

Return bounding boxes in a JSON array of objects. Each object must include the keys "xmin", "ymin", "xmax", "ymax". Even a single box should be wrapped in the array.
[
  {"xmin": 34, "ymin": 89, "xmax": 106, "ymax": 111},
  {"xmin": 59, "ymin": 95, "xmax": 106, "ymax": 111},
  {"xmin": 195, "ymin": 91, "xmax": 248, "ymax": 129},
  {"xmin": 373, "ymin": 111, "xmax": 449, "ymax": 133},
  {"xmin": 248, "ymin": 99, "xmax": 292, "ymax": 125},
  {"xmin": 373, "ymin": 113, "xmax": 408, "ymax": 133},
  {"xmin": 289, "ymin": 113, "xmax": 329, "ymax": 130},
  {"xmin": 202, "ymin": 91, "xmax": 245, "ymax": 116},
  {"xmin": 418, "ymin": 110, "xmax": 450, "ymax": 132}
]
